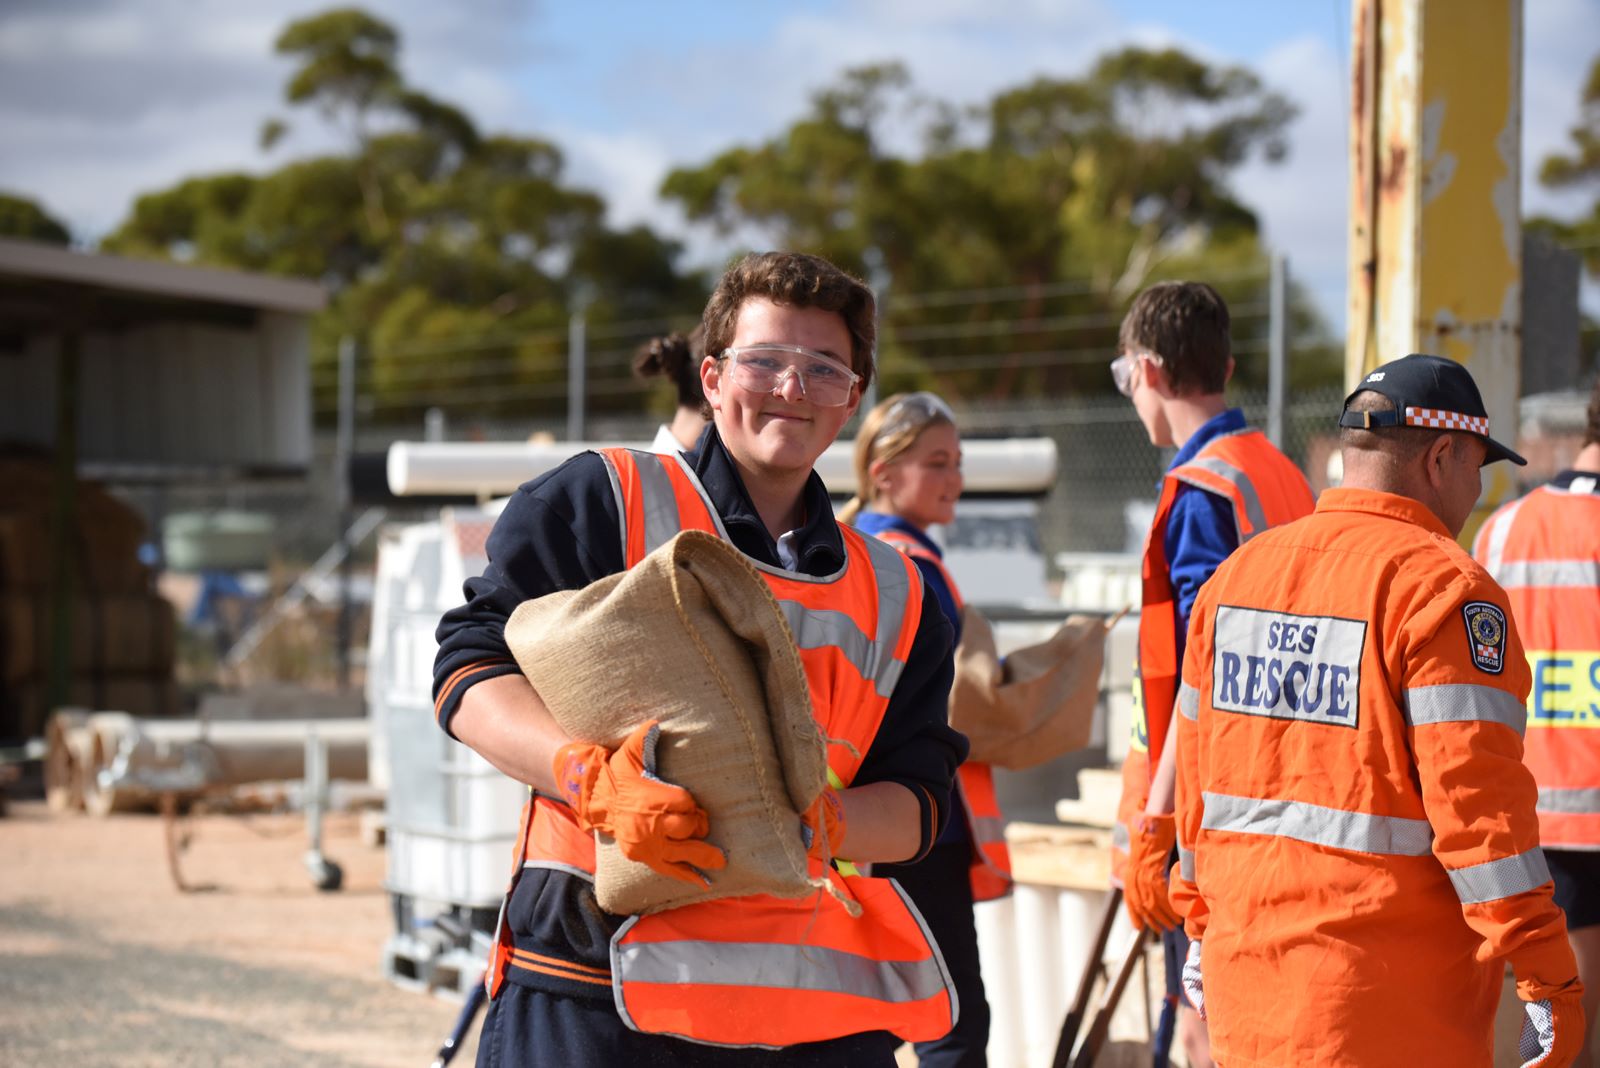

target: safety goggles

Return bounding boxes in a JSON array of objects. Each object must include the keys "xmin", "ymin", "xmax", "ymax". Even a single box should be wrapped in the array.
[
  {"xmin": 1110, "ymin": 351, "xmax": 1163, "ymax": 397},
  {"xmin": 877, "ymin": 391, "xmax": 957, "ymax": 442},
  {"xmin": 720, "ymin": 345, "xmax": 861, "ymax": 407}
]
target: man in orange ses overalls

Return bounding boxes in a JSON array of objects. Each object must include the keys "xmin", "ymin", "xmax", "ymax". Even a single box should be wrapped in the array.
[
  {"xmin": 1170, "ymin": 354, "xmax": 1585, "ymax": 1067},
  {"xmin": 1475, "ymin": 375, "xmax": 1600, "ymax": 1067}
]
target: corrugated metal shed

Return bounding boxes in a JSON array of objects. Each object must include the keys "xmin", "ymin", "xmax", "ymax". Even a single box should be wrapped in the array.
[{"xmin": 0, "ymin": 236, "xmax": 325, "ymax": 479}]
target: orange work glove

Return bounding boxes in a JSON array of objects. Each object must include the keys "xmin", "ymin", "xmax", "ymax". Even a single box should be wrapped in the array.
[
  {"xmin": 1515, "ymin": 974, "xmax": 1585, "ymax": 1067},
  {"xmin": 553, "ymin": 720, "xmax": 727, "ymax": 886},
  {"xmin": 800, "ymin": 788, "xmax": 847, "ymax": 863},
  {"xmin": 1123, "ymin": 812, "xmax": 1181, "ymax": 933}
]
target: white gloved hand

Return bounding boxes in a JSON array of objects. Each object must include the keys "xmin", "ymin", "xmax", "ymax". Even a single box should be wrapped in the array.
[
  {"xmin": 1181, "ymin": 938, "xmax": 1206, "ymax": 1019},
  {"xmin": 1517, "ymin": 987, "xmax": 1584, "ymax": 1067}
]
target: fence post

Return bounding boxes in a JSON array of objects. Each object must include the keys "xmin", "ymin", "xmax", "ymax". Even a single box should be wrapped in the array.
[
  {"xmin": 336, "ymin": 335, "xmax": 355, "ymax": 691},
  {"xmin": 1268, "ymin": 255, "xmax": 1288, "ymax": 448},
  {"xmin": 567, "ymin": 307, "xmax": 588, "ymax": 442}
]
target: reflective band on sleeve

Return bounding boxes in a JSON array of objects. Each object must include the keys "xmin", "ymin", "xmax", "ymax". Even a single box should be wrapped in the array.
[
  {"xmin": 1403, "ymin": 684, "xmax": 1527, "ymax": 736},
  {"xmin": 1112, "ymin": 822, "xmax": 1130, "ymax": 851},
  {"xmin": 632, "ymin": 455, "xmax": 682, "ymax": 557},
  {"xmin": 1538, "ymin": 786, "xmax": 1600, "ymax": 815},
  {"xmin": 1178, "ymin": 845, "xmax": 1195, "ymax": 881},
  {"xmin": 1180, "ymin": 457, "xmax": 1268, "ymax": 542},
  {"xmin": 778, "ymin": 602, "xmax": 905, "ymax": 697},
  {"xmin": 1200, "ymin": 791, "xmax": 1434, "ymax": 855},
  {"xmin": 615, "ymin": 939, "xmax": 950, "ymax": 1003},
  {"xmin": 1492, "ymin": 559, "xmax": 1600, "ymax": 591},
  {"xmin": 1445, "ymin": 848, "xmax": 1551, "ymax": 904},
  {"xmin": 1178, "ymin": 683, "xmax": 1200, "ymax": 721}
]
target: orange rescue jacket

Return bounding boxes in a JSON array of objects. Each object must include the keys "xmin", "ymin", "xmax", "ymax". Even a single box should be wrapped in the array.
[
  {"xmin": 1170, "ymin": 488, "xmax": 1577, "ymax": 1068},
  {"xmin": 872, "ymin": 526, "xmax": 1013, "ymax": 902},
  {"xmin": 1475, "ymin": 473, "xmax": 1600, "ymax": 850},
  {"xmin": 1113, "ymin": 428, "xmax": 1314, "ymax": 882},
  {"xmin": 492, "ymin": 448, "xmax": 958, "ymax": 1050}
]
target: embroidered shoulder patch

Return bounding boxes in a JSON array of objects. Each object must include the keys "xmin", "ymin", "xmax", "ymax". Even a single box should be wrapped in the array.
[{"xmin": 1462, "ymin": 601, "xmax": 1507, "ymax": 674}]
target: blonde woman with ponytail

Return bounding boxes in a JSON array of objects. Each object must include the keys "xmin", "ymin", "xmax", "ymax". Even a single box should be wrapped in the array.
[{"xmin": 847, "ymin": 392, "xmax": 1011, "ymax": 1068}]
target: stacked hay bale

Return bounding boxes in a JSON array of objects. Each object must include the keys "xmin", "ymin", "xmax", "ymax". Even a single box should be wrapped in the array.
[{"xmin": 0, "ymin": 455, "xmax": 177, "ymax": 741}]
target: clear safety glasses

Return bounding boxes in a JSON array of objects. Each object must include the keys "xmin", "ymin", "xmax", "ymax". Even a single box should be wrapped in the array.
[
  {"xmin": 720, "ymin": 345, "xmax": 862, "ymax": 407},
  {"xmin": 1110, "ymin": 351, "xmax": 1163, "ymax": 397},
  {"xmin": 877, "ymin": 391, "xmax": 957, "ymax": 442}
]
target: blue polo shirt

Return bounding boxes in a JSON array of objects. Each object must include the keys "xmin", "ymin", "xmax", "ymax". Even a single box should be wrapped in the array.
[{"xmin": 1164, "ymin": 408, "xmax": 1247, "ymax": 667}]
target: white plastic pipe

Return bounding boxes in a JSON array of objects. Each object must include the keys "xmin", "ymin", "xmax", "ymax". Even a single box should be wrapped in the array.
[{"xmin": 387, "ymin": 437, "xmax": 1058, "ymax": 499}]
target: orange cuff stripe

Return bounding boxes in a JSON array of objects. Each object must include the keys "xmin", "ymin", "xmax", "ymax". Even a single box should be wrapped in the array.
[
  {"xmin": 509, "ymin": 955, "xmax": 613, "ymax": 987},
  {"xmin": 434, "ymin": 659, "xmax": 515, "ymax": 720},
  {"xmin": 909, "ymin": 783, "xmax": 939, "ymax": 863},
  {"xmin": 511, "ymin": 947, "xmax": 611, "ymax": 978}
]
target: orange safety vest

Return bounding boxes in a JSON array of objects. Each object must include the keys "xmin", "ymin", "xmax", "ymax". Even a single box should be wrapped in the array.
[
  {"xmin": 1113, "ymin": 428, "xmax": 1314, "ymax": 882},
  {"xmin": 1474, "ymin": 474, "xmax": 1600, "ymax": 850},
  {"xmin": 1169, "ymin": 488, "xmax": 1574, "ymax": 1068},
  {"xmin": 871, "ymin": 526, "xmax": 1013, "ymax": 902},
  {"xmin": 492, "ymin": 448, "xmax": 958, "ymax": 1050}
]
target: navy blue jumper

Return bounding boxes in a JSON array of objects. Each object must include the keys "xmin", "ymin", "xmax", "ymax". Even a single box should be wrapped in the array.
[{"xmin": 432, "ymin": 425, "xmax": 966, "ymax": 1067}]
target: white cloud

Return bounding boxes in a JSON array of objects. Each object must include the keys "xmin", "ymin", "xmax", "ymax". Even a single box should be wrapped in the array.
[
  {"xmin": 0, "ymin": 0, "xmax": 537, "ymax": 240},
  {"xmin": 1232, "ymin": 34, "xmax": 1349, "ymax": 331},
  {"xmin": 1, "ymin": 0, "xmax": 1592, "ymax": 336},
  {"xmin": 1523, "ymin": 0, "xmax": 1596, "ymax": 221}
]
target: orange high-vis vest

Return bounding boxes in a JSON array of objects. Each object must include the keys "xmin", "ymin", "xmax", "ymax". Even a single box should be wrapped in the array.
[
  {"xmin": 1474, "ymin": 473, "xmax": 1600, "ymax": 850},
  {"xmin": 494, "ymin": 448, "xmax": 958, "ymax": 1050},
  {"xmin": 871, "ymin": 526, "xmax": 1013, "ymax": 902},
  {"xmin": 1113, "ymin": 428, "xmax": 1314, "ymax": 882},
  {"xmin": 1169, "ymin": 489, "xmax": 1577, "ymax": 1068}
]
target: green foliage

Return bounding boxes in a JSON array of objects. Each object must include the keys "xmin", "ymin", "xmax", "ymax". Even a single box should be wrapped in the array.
[
  {"xmin": 0, "ymin": 192, "xmax": 71, "ymax": 245},
  {"xmin": 102, "ymin": 11, "xmax": 1335, "ymax": 422},
  {"xmin": 1528, "ymin": 53, "xmax": 1600, "ymax": 280},
  {"xmin": 102, "ymin": 7, "xmax": 699, "ymax": 425},
  {"xmin": 663, "ymin": 47, "xmax": 1338, "ymax": 399}
]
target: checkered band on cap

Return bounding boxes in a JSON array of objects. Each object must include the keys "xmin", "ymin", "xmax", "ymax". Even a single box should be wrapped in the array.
[{"xmin": 1404, "ymin": 407, "xmax": 1490, "ymax": 435}]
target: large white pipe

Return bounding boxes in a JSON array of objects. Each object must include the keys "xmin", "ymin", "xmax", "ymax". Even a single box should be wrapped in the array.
[
  {"xmin": 387, "ymin": 437, "xmax": 1058, "ymax": 499},
  {"xmin": 62, "ymin": 712, "xmax": 370, "ymax": 816}
]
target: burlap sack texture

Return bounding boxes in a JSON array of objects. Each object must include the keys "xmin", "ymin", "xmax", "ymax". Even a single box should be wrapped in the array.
[
  {"xmin": 505, "ymin": 529, "xmax": 830, "ymax": 916},
  {"xmin": 949, "ymin": 605, "xmax": 1106, "ymax": 769}
]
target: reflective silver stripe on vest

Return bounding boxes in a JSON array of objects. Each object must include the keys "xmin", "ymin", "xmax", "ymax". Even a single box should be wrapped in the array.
[
  {"xmin": 1178, "ymin": 845, "xmax": 1195, "ymax": 882},
  {"xmin": 1177, "ymin": 456, "xmax": 1269, "ymax": 543},
  {"xmin": 615, "ymin": 939, "xmax": 949, "ymax": 1003},
  {"xmin": 1445, "ymin": 848, "xmax": 1551, "ymax": 905},
  {"xmin": 1539, "ymin": 786, "xmax": 1600, "ymax": 816},
  {"xmin": 1478, "ymin": 494, "xmax": 1527, "ymax": 579},
  {"xmin": 971, "ymin": 815, "xmax": 1006, "ymax": 843},
  {"xmin": 620, "ymin": 449, "xmax": 907, "ymax": 695},
  {"xmin": 1112, "ymin": 821, "xmax": 1130, "ymax": 852},
  {"xmin": 1403, "ymin": 684, "xmax": 1526, "ymax": 736},
  {"xmin": 1178, "ymin": 682, "xmax": 1200, "ymax": 721},
  {"xmin": 633, "ymin": 453, "xmax": 683, "ymax": 557},
  {"xmin": 1493, "ymin": 559, "xmax": 1600, "ymax": 590},
  {"xmin": 1200, "ymin": 791, "xmax": 1434, "ymax": 855},
  {"xmin": 601, "ymin": 453, "xmax": 631, "ymax": 563},
  {"xmin": 778, "ymin": 602, "xmax": 905, "ymax": 698}
]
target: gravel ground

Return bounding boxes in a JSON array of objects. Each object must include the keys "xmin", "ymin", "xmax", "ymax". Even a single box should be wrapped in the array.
[{"xmin": 0, "ymin": 800, "xmax": 479, "ymax": 1067}]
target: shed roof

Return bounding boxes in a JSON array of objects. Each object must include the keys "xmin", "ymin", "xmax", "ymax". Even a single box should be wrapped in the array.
[{"xmin": 0, "ymin": 237, "xmax": 325, "ymax": 335}]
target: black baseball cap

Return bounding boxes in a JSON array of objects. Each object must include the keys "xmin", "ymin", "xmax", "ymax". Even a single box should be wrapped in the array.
[{"xmin": 1338, "ymin": 353, "xmax": 1526, "ymax": 466}]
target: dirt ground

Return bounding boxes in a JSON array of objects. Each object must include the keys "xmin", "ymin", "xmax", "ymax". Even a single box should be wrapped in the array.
[
  {"xmin": 0, "ymin": 799, "xmax": 479, "ymax": 1067},
  {"xmin": 0, "ymin": 797, "xmax": 1556, "ymax": 1068}
]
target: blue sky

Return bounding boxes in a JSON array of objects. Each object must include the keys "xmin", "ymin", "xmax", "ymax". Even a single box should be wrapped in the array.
[{"xmin": 0, "ymin": 0, "xmax": 1594, "ymax": 331}]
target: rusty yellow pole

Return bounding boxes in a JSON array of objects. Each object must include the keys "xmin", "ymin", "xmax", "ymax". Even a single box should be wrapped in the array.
[{"xmin": 1347, "ymin": 0, "xmax": 1523, "ymax": 537}]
